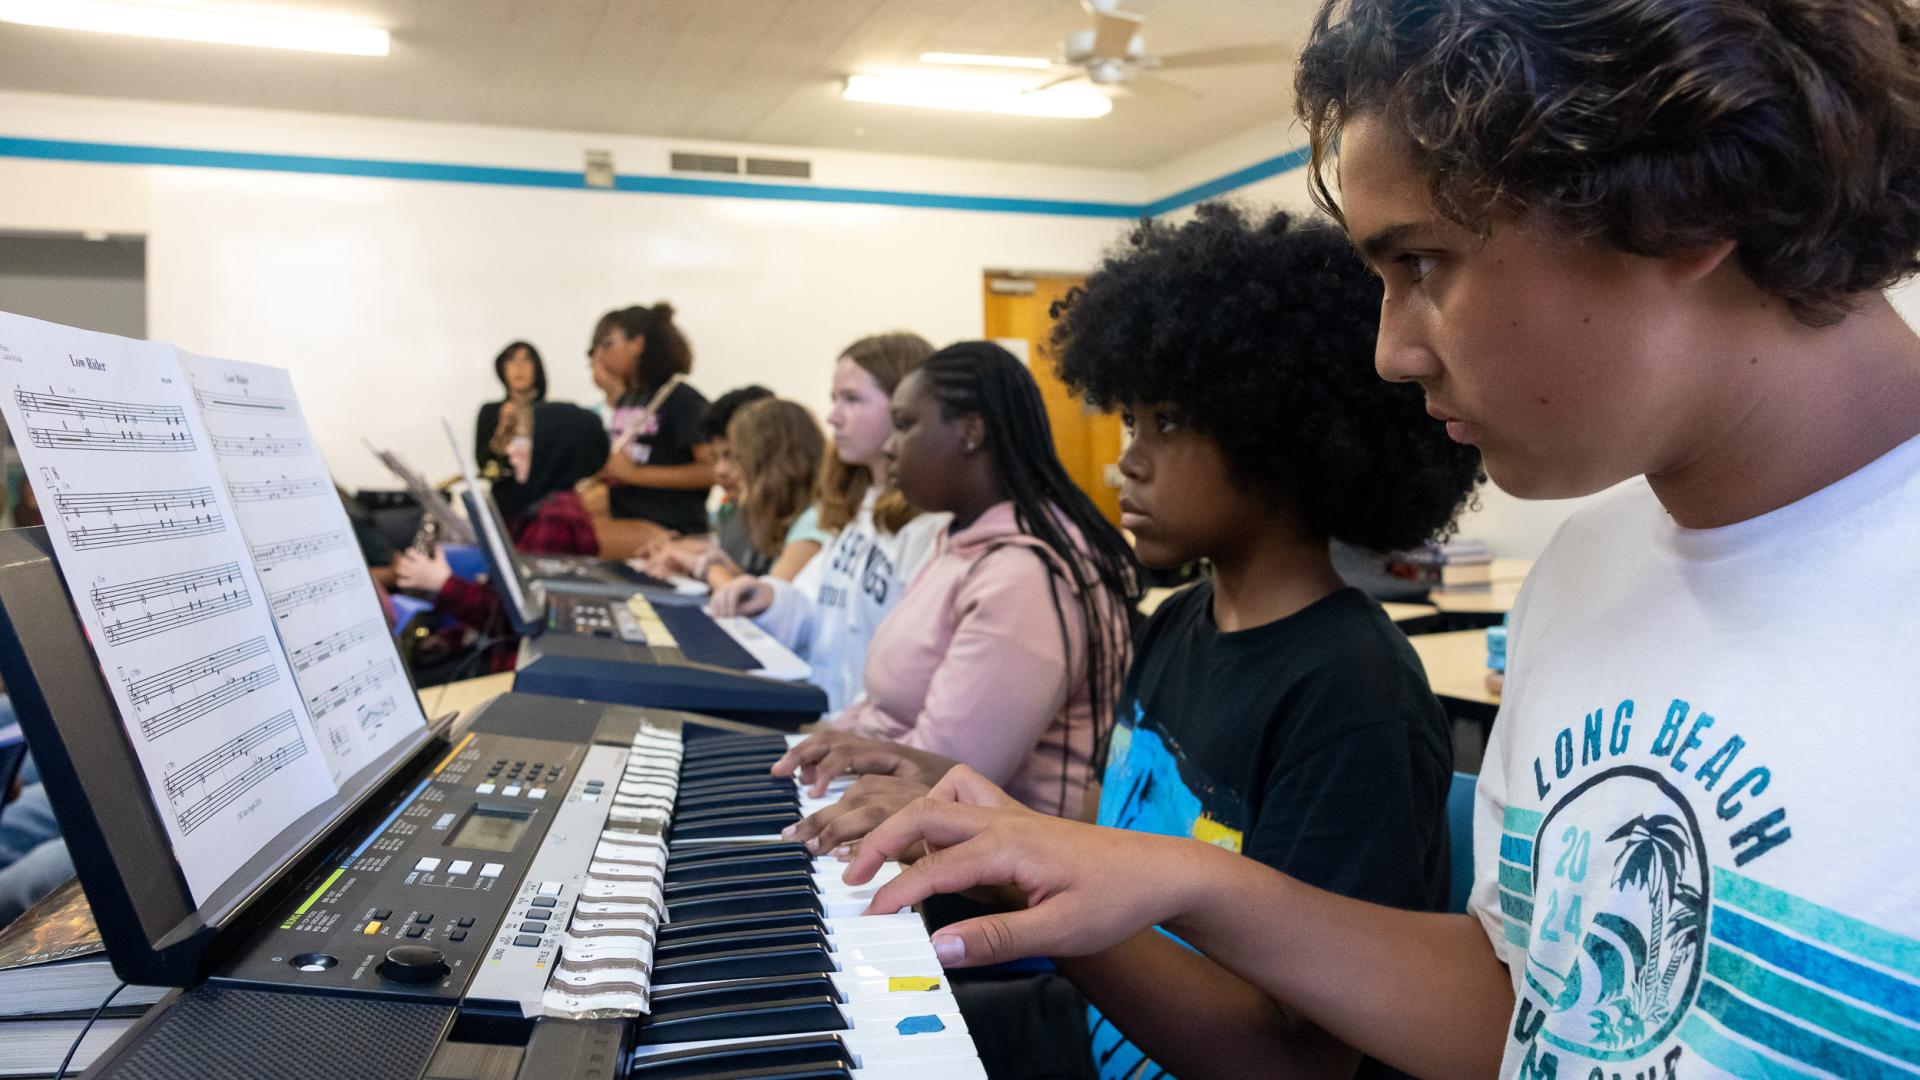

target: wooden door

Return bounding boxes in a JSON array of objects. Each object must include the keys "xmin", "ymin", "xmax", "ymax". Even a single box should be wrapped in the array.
[{"xmin": 982, "ymin": 273, "xmax": 1123, "ymax": 524}]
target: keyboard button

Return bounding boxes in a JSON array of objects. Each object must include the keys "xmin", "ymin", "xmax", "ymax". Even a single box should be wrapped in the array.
[
  {"xmin": 415, "ymin": 912, "xmax": 434, "ymax": 924},
  {"xmin": 503, "ymin": 785, "xmax": 522, "ymax": 797},
  {"xmin": 404, "ymin": 927, "xmax": 424, "ymax": 939},
  {"xmin": 456, "ymin": 917, "xmax": 475, "ymax": 928},
  {"xmin": 479, "ymin": 863, "xmax": 504, "ymax": 878},
  {"xmin": 413, "ymin": 857, "xmax": 440, "ymax": 872},
  {"xmin": 530, "ymin": 896, "xmax": 557, "ymax": 908},
  {"xmin": 521, "ymin": 921, "xmax": 549, "ymax": 934},
  {"xmin": 513, "ymin": 935, "xmax": 541, "ymax": 948},
  {"xmin": 449, "ymin": 930, "xmax": 467, "ymax": 943},
  {"xmin": 528, "ymin": 788, "xmax": 547, "ymax": 800},
  {"xmin": 448, "ymin": 861, "xmax": 473, "ymax": 875},
  {"xmin": 363, "ymin": 921, "xmax": 382, "ymax": 935},
  {"xmin": 372, "ymin": 909, "xmax": 392, "ymax": 920},
  {"xmin": 537, "ymin": 881, "xmax": 562, "ymax": 897},
  {"xmin": 474, "ymin": 783, "xmax": 495, "ymax": 795}
]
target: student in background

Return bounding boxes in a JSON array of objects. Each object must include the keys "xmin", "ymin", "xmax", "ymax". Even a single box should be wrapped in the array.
[
  {"xmin": 711, "ymin": 332, "xmax": 943, "ymax": 714},
  {"xmin": 849, "ymin": 0, "xmax": 1920, "ymax": 1077},
  {"xmin": 650, "ymin": 397, "xmax": 832, "ymax": 589},
  {"xmin": 474, "ymin": 340, "xmax": 546, "ymax": 485},
  {"xmin": 802, "ymin": 209, "xmax": 1482, "ymax": 1080},
  {"xmin": 396, "ymin": 402, "xmax": 608, "ymax": 670},
  {"xmin": 589, "ymin": 303, "xmax": 714, "ymax": 551},
  {"xmin": 787, "ymin": 342, "xmax": 1139, "ymax": 819},
  {"xmin": 641, "ymin": 384, "xmax": 774, "ymax": 576}
]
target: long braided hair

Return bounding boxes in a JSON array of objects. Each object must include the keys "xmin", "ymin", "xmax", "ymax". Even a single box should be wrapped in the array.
[{"xmin": 917, "ymin": 341, "xmax": 1141, "ymax": 816}]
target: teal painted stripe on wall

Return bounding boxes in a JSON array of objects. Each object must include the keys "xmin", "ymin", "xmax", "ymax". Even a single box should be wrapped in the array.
[
  {"xmin": 0, "ymin": 135, "xmax": 1143, "ymax": 219},
  {"xmin": 1, "ymin": 134, "xmax": 1312, "ymax": 219},
  {"xmin": 1142, "ymin": 145, "xmax": 1313, "ymax": 216}
]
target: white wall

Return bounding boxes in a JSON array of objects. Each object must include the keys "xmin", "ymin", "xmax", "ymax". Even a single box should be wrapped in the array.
[{"xmin": 0, "ymin": 91, "xmax": 1142, "ymax": 489}]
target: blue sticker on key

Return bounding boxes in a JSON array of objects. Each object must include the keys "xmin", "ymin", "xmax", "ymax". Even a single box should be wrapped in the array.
[{"xmin": 896, "ymin": 1014, "xmax": 945, "ymax": 1035}]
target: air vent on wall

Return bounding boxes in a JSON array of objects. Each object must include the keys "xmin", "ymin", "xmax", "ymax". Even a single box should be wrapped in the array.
[
  {"xmin": 745, "ymin": 156, "xmax": 811, "ymax": 180},
  {"xmin": 670, "ymin": 152, "xmax": 741, "ymax": 175}
]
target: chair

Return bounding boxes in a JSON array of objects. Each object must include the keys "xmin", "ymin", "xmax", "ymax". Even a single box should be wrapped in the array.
[{"xmin": 1447, "ymin": 771, "xmax": 1477, "ymax": 915}]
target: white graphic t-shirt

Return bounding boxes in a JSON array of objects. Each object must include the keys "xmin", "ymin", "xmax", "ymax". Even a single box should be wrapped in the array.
[
  {"xmin": 754, "ymin": 489, "xmax": 946, "ymax": 715},
  {"xmin": 1471, "ymin": 434, "xmax": 1920, "ymax": 1079}
]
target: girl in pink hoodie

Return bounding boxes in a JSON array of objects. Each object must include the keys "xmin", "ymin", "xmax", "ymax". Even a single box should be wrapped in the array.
[{"xmin": 808, "ymin": 341, "xmax": 1140, "ymax": 818}]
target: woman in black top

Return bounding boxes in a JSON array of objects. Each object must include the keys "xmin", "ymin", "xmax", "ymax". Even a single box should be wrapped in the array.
[
  {"xmin": 474, "ymin": 340, "xmax": 546, "ymax": 484},
  {"xmin": 587, "ymin": 303, "xmax": 714, "ymax": 543}
]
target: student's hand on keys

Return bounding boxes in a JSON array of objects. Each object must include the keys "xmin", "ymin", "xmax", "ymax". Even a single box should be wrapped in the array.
[
  {"xmin": 773, "ymin": 730, "xmax": 957, "ymax": 796},
  {"xmin": 394, "ymin": 547, "xmax": 453, "ymax": 593},
  {"xmin": 707, "ymin": 576, "xmax": 774, "ymax": 617},
  {"xmin": 845, "ymin": 765, "xmax": 1191, "ymax": 968},
  {"xmin": 782, "ymin": 774, "xmax": 931, "ymax": 855}
]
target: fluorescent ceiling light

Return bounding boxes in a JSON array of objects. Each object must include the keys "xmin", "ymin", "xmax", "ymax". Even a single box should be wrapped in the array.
[
  {"xmin": 844, "ymin": 74, "xmax": 1111, "ymax": 120},
  {"xmin": 919, "ymin": 51, "xmax": 1054, "ymax": 70},
  {"xmin": 0, "ymin": 0, "xmax": 390, "ymax": 57}
]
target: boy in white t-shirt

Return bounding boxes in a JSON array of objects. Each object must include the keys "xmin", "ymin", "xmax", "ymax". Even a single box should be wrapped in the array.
[{"xmin": 840, "ymin": 0, "xmax": 1920, "ymax": 1076}]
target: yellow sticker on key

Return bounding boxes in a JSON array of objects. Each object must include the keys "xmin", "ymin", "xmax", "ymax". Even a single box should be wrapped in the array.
[{"xmin": 889, "ymin": 976, "xmax": 942, "ymax": 992}]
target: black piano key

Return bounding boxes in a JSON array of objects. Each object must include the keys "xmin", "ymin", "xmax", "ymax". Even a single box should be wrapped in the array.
[
  {"xmin": 633, "ymin": 995, "xmax": 847, "ymax": 1045},
  {"xmin": 656, "ymin": 909, "xmax": 825, "ymax": 942},
  {"xmin": 672, "ymin": 802, "xmax": 802, "ymax": 825},
  {"xmin": 668, "ymin": 842, "xmax": 811, "ymax": 867},
  {"xmin": 651, "ymin": 942, "xmax": 835, "ymax": 984},
  {"xmin": 665, "ymin": 872, "xmax": 818, "ymax": 903},
  {"xmin": 627, "ymin": 1033, "xmax": 855, "ymax": 1079},
  {"xmin": 667, "ymin": 885, "xmax": 823, "ymax": 920},
  {"xmin": 656, "ymin": 923, "xmax": 828, "ymax": 954},
  {"xmin": 665, "ymin": 850, "xmax": 814, "ymax": 884},
  {"xmin": 670, "ymin": 812, "xmax": 803, "ymax": 841},
  {"xmin": 647, "ymin": 973, "xmax": 842, "ymax": 1009}
]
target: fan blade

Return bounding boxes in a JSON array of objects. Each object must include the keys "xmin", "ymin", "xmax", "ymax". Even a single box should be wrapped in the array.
[
  {"xmin": 1130, "ymin": 73, "xmax": 1203, "ymax": 99},
  {"xmin": 1026, "ymin": 71, "xmax": 1090, "ymax": 94},
  {"xmin": 1151, "ymin": 42, "xmax": 1292, "ymax": 70},
  {"xmin": 1091, "ymin": 9, "xmax": 1145, "ymax": 58}
]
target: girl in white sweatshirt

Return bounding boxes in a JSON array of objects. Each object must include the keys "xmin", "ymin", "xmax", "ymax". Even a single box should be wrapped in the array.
[{"xmin": 710, "ymin": 333, "xmax": 946, "ymax": 714}]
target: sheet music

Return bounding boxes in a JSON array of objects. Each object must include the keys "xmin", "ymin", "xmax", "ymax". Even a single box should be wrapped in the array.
[
  {"xmin": 0, "ymin": 312, "xmax": 338, "ymax": 902},
  {"xmin": 179, "ymin": 352, "xmax": 427, "ymax": 781}
]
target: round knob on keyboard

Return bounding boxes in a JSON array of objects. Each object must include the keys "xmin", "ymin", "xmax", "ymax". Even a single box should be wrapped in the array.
[{"xmin": 377, "ymin": 945, "xmax": 449, "ymax": 984}]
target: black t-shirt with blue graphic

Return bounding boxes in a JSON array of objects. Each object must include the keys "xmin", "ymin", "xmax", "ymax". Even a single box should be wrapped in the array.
[{"xmin": 1090, "ymin": 582, "xmax": 1454, "ymax": 1080}]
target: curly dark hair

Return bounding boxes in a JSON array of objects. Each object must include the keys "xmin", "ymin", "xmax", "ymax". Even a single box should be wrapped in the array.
[
  {"xmin": 1295, "ymin": 0, "xmax": 1920, "ymax": 327},
  {"xmin": 1050, "ymin": 204, "xmax": 1483, "ymax": 552}
]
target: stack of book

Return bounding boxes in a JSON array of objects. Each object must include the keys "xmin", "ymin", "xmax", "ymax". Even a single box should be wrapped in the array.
[
  {"xmin": 0, "ymin": 879, "xmax": 167, "ymax": 1078},
  {"xmin": 1391, "ymin": 537, "xmax": 1494, "ymax": 590}
]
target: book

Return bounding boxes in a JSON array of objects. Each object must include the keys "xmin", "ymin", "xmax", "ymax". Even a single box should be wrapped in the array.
[
  {"xmin": 0, "ymin": 879, "xmax": 167, "ymax": 1020},
  {"xmin": 0, "ymin": 311, "xmax": 430, "ymax": 904},
  {"xmin": 0, "ymin": 1014, "xmax": 139, "ymax": 1078}
]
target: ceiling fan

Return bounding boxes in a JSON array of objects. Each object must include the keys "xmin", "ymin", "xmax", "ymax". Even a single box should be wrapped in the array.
[{"xmin": 925, "ymin": 0, "xmax": 1293, "ymax": 100}]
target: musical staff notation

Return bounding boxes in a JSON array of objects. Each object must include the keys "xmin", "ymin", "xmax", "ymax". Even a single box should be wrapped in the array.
[
  {"xmin": 13, "ymin": 389, "xmax": 195, "ymax": 453},
  {"xmin": 227, "ymin": 475, "xmax": 327, "ymax": 504},
  {"xmin": 357, "ymin": 694, "xmax": 398, "ymax": 733},
  {"xmin": 192, "ymin": 387, "xmax": 296, "ymax": 415},
  {"xmin": 250, "ymin": 530, "xmax": 351, "ymax": 574},
  {"xmin": 308, "ymin": 656, "xmax": 398, "ymax": 720},
  {"xmin": 53, "ymin": 485, "xmax": 225, "ymax": 551},
  {"xmin": 126, "ymin": 636, "xmax": 279, "ymax": 741},
  {"xmin": 268, "ymin": 568, "xmax": 361, "ymax": 618},
  {"xmin": 91, "ymin": 562, "xmax": 251, "ymax": 646},
  {"xmin": 289, "ymin": 617, "xmax": 384, "ymax": 673},
  {"xmin": 211, "ymin": 433, "xmax": 312, "ymax": 458},
  {"xmin": 165, "ymin": 710, "xmax": 309, "ymax": 834}
]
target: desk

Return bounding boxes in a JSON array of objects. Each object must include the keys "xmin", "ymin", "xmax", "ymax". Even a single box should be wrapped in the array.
[
  {"xmin": 1411, "ymin": 629, "xmax": 1502, "ymax": 709},
  {"xmin": 416, "ymin": 671, "xmax": 513, "ymax": 724},
  {"xmin": 1428, "ymin": 580, "xmax": 1524, "ymax": 616}
]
